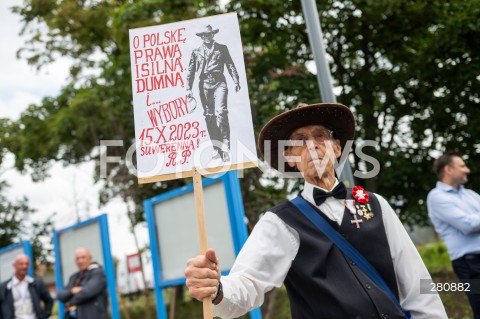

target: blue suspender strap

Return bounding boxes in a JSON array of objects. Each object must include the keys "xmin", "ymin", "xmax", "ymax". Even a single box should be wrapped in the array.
[{"xmin": 291, "ymin": 196, "xmax": 411, "ymax": 319}]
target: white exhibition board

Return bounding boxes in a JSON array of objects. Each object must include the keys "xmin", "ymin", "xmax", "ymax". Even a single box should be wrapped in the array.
[
  {"xmin": 129, "ymin": 12, "xmax": 258, "ymax": 182},
  {"xmin": 154, "ymin": 181, "xmax": 235, "ymax": 281},
  {"xmin": 0, "ymin": 246, "xmax": 24, "ymax": 283},
  {"xmin": 58, "ymin": 222, "xmax": 103, "ymax": 284}
]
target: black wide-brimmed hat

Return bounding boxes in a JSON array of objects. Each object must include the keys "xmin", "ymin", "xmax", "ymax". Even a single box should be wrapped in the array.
[
  {"xmin": 195, "ymin": 25, "xmax": 219, "ymax": 36},
  {"xmin": 258, "ymin": 103, "xmax": 356, "ymax": 174}
]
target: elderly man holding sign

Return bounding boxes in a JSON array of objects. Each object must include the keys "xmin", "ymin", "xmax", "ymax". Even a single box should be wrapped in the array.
[
  {"xmin": 185, "ymin": 103, "xmax": 447, "ymax": 318},
  {"xmin": 129, "ymin": 12, "xmax": 258, "ymax": 319}
]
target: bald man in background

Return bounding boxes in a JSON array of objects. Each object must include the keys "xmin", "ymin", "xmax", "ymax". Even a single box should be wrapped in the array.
[
  {"xmin": 57, "ymin": 248, "xmax": 107, "ymax": 319},
  {"xmin": 0, "ymin": 254, "xmax": 53, "ymax": 319}
]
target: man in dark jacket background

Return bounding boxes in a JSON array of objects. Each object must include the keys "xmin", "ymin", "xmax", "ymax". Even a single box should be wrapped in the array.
[
  {"xmin": 57, "ymin": 247, "xmax": 107, "ymax": 319},
  {"xmin": 0, "ymin": 254, "xmax": 53, "ymax": 319}
]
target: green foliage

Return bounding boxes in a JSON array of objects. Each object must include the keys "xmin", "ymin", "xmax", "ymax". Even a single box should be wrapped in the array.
[
  {"xmin": 0, "ymin": 180, "xmax": 54, "ymax": 264},
  {"xmin": 3, "ymin": 0, "xmax": 480, "ymax": 226},
  {"xmin": 264, "ymin": 288, "xmax": 292, "ymax": 319},
  {"xmin": 0, "ymin": 181, "xmax": 32, "ymax": 245},
  {"xmin": 417, "ymin": 241, "xmax": 452, "ymax": 273}
]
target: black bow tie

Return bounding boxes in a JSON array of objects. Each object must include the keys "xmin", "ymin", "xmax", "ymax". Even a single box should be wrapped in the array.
[{"xmin": 313, "ymin": 182, "xmax": 347, "ymax": 206}]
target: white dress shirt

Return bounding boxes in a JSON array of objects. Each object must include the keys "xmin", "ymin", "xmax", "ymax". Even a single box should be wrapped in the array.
[
  {"xmin": 213, "ymin": 180, "xmax": 447, "ymax": 319},
  {"xmin": 11, "ymin": 276, "xmax": 36, "ymax": 319}
]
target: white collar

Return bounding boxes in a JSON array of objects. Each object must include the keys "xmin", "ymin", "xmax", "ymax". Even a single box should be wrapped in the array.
[
  {"xmin": 8, "ymin": 276, "xmax": 34, "ymax": 289},
  {"xmin": 303, "ymin": 178, "xmax": 339, "ymax": 195},
  {"xmin": 302, "ymin": 179, "xmax": 339, "ymax": 205}
]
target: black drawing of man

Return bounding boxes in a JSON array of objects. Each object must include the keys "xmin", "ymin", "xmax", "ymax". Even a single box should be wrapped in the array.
[{"xmin": 186, "ymin": 25, "xmax": 241, "ymax": 162}]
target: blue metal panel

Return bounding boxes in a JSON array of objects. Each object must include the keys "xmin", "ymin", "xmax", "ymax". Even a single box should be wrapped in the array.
[
  {"xmin": 22, "ymin": 242, "xmax": 34, "ymax": 277},
  {"xmin": 53, "ymin": 230, "xmax": 65, "ymax": 319},
  {"xmin": 223, "ymin": 172, "xmax": 262, "ymax": 319},
  {"xmin": 98, "ymin": 214, "xmax": 120, "ymax": 319},
  {"xmin": 0, "ymin": 242, "xmax": 19, "ymax": 254},
  {"xmin": 223, "ymin": 171, "xmax": 247, "ymax": 254},
  {"xmin": 144, "ymin": 171, "xmax": 262, "ymax": 319},
  {"xmin": 53, "ymin": 214, "xmax": 120, "ymax": 319},
  {"xmin": 56, "ymin": 215, "xmax": 100, "ymax": 234},
  {"xmin": 145, "ymin": 198, "xmax": 168, "ymax": 319},
  {"xmin": 147, "ymin": 177, "xmax": 217, "ymax": 206},
  {"xmin": 0, "ymin": 241, "xmax": 34, "ymax": 278}
]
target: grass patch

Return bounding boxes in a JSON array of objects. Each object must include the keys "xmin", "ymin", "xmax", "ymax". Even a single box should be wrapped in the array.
[{"xmin": 417, "ymin": 241, "xmax": 452, "ymax": 273}]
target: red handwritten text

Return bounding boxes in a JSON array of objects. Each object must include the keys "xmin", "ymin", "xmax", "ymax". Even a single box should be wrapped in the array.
[
  {"xmin": 146, "ymin": 95, "xmax": 189, "ymax": 125},
  {"xmin": 138, "ymin": 121, "xmax": 206, "ymax": 147},
  {"xmin": 141, "ymin": 28, "xmax": 186, "ymax": 47},
  {"xmin": 132, "ymin": 27, "xmax": 186, "ymax": 93}
]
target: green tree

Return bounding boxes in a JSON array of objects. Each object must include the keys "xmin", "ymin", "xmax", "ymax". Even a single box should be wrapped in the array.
[
  {"xmin": 314, "ymin": 0, "xmax": 480, "ymax": 224},
  {"xmin": 231, "ymin": 0, "xmax": 479, "ymax": 225},
  {"xmin": 5, "ymin": 0, "xmax": 480, "ymax": 317},
  {"xmin": 6, "ymin": 0, "xmax": 480, "ymax": 237},
  {"xmin": 0, "ymin": 180, "xmax": 33, "ymax": 246},
  {"xmin": 0, "ymin": 179, "xmax": 54, "ymax": 264},
  {"xmin": 1, "ymin": 119, "xmax": 54, "ymax": 264}
]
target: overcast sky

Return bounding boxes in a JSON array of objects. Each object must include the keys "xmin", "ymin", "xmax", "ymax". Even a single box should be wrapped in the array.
[{"xmin": 0, "ymin": 0, "xmax": 149, "ymax": 260}]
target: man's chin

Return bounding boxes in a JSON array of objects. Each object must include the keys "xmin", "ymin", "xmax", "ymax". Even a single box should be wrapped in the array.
[
  {"xmin": 307, "ymin": 166, "xmax": 330, "ymax": 178},
  {"xmin": 310, "ymin": 159, "xmax": 331, "ymax": 170},
  {"xmin": 309, "ymin": 159, "xmax": 324, "ymax": 168}
]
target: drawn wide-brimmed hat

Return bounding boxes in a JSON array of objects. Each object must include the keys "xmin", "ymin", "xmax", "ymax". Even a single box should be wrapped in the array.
[
  {"xmin": 195, "ymin": 25, "xmax": 219, "ymax": 36},
  {"xmin": 258, "ymin": 103, "xmax": 356, "ymax": 174}
]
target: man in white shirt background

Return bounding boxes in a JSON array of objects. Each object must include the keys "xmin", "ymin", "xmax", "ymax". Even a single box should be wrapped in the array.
[
  {"xmin": 427, "ymin": 152, "xmax": 480, "ymax": 318},
  {"xmin": 0, "ymin": 254, "xmax": 53, "ymax": 319},
  {"xmin": 185, "ymin": 102, "xmax": 447, "ymax": 319}
]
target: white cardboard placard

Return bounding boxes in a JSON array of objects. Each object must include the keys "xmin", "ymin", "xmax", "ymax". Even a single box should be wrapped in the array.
[{"xmin": 129, "ymin": 13, "xmax": 258, "ymax": 183}]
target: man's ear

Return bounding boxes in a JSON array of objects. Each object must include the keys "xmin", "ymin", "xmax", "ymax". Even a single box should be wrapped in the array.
[
  {"xmin": 283, "ymin": 149, "xmax": 298, "ymax": 169},
  {"xmin": 444, "ymin": 164, "xmax": 452, "ymax": 176},
  {"xmin": 332, "ymin": 139, "xmax": 342, "ymax": 158}
]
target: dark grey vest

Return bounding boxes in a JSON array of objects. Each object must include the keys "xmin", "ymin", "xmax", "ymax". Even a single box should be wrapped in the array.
[{"xmin": 271, "ymin": 189, "xmax": 406, "ymax": 319}]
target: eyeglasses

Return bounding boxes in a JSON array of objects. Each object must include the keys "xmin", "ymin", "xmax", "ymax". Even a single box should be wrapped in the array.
[{"xmin": 288, "ymin": 128, "xmax": 334, "ymax": 148}]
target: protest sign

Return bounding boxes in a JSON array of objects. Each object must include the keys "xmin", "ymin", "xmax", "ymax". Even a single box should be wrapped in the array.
[
  {"xmin": 129, "ymin": 13, "xmax": 257, "ymax": 183},
  {"xmin": 130, "ymin": 13, "xmax": 257, "ymax": 318}
]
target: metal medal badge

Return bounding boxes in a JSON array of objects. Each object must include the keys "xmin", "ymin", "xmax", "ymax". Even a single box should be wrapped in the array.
[{"xmin": 345, "ymin": 186, "xmax": 374, "ymax": 229}]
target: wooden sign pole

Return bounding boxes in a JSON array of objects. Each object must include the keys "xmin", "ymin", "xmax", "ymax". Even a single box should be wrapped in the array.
[{"xmin": 192, "ymin": 167, "xmax": 213, "ymax": 319}]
